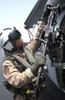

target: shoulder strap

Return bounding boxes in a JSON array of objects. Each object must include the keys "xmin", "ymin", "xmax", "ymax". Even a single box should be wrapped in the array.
[{"xmin": 12, "ymin": 54, "xmax": 31, "ymax": 69}]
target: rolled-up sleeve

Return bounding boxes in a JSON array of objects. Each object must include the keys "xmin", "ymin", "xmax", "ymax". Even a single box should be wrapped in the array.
[{"xmin": 2, "ymin": 60, "xmax": 35, "ymax": 88}]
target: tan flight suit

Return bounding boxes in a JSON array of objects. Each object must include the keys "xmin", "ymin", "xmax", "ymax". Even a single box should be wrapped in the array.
[{"xmin": 2, "ymin": 21, "xmax": 45, "ymax": 100}]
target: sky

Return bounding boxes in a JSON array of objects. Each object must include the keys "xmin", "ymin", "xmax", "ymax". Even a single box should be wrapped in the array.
[{"xmin": 0, "ymin": 0, "xmax": 38, "ymax": 42}]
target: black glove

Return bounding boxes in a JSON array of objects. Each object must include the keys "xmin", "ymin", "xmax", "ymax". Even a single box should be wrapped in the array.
[{"xmin": 30, "ymin": 55, "xmax": 46, "ymax": 76}]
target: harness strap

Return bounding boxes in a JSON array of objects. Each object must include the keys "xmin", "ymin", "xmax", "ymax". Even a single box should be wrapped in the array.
[{"xmin": 12, "ymin": 54, "xmax": 31, "ymax": 69}]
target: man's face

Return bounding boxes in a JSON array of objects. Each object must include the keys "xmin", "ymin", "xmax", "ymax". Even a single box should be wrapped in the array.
[{"xmin": 14, "ymin": 37, "xmax": 23, "ymax": 48}]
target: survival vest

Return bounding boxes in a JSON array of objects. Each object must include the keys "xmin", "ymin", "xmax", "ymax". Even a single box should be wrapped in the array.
[
  {"xmin": 3, "ymin": 53, "xmax": 36, "ymax": 99},
  {"xmin": 3, "ymin": 53, "xmax": 46, "ymax": 100}
]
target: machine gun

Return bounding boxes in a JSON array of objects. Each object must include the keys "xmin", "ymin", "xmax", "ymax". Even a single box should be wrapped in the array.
[{"xmin": 33, "ymin": 4, "xmax": 61, "ymax": 100}]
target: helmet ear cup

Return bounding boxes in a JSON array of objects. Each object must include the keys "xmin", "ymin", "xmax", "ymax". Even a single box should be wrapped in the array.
[
  {"xmin": 3, "ymin": 41, "xmax": 14, "ymax": 51},
  {"xmin": 1, "ymin": 28, "xmax": 21, "ymax": 52}
]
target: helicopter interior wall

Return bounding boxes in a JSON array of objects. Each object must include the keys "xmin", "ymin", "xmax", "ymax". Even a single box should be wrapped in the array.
[{"xmin": 46, "ymin": 55, "xmax": 60, "ymax": 88}]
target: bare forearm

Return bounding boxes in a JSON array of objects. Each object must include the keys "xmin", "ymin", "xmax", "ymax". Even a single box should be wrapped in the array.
[{"xmin": 26, "ymin": 21, "xmax": 46, "ymax": 54}]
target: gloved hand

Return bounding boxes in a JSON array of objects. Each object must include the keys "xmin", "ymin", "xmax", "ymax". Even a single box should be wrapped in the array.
[{"xmin": 30, "ymin": 55, "xmax": 46, "ymax": 76}]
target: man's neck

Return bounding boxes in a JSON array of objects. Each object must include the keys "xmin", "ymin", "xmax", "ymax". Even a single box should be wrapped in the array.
[{"xmin": 15, "ymin": 50, "xmax": 24, "ymax": 54}]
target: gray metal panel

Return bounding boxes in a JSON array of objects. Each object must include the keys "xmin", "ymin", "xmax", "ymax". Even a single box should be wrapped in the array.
[
  {"xmin": 55, "ymin": 11, "xmax": 65, "ymax": 30},
  {"xmin": 46, "ymin": 55, "xmax": 59, "ymax": 88},
  {"xmin": 24, "ymin": 0, "xmax": 47, "ymax": 29}
]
